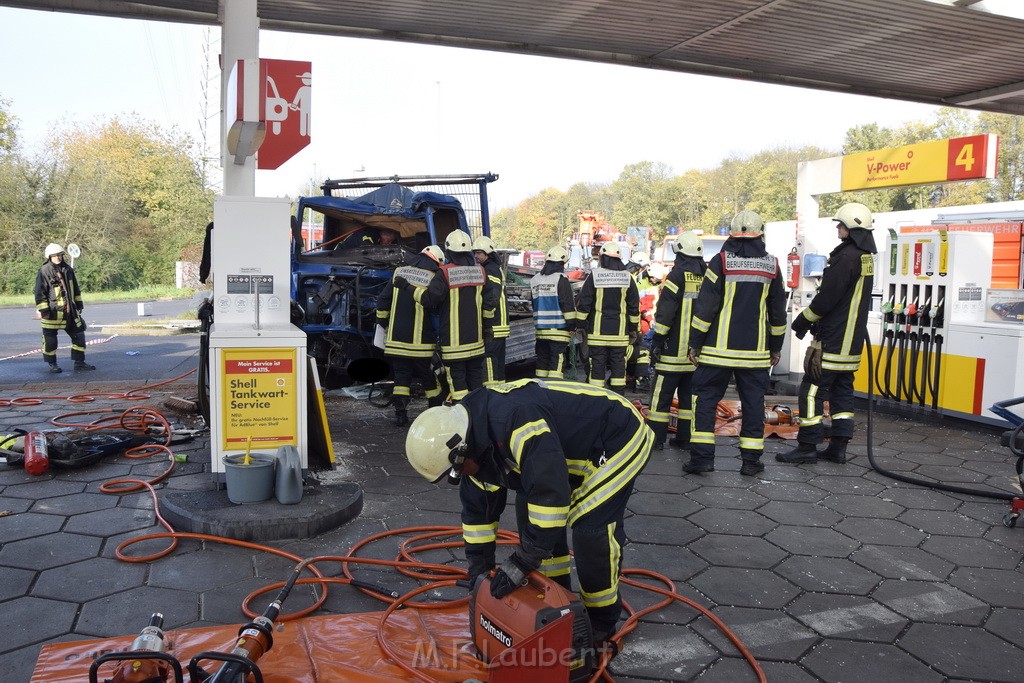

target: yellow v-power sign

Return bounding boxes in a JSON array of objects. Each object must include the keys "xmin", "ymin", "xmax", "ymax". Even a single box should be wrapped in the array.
[{"xmin": 841, "ymin": 134, "xmax": 998, "ymax": 191}]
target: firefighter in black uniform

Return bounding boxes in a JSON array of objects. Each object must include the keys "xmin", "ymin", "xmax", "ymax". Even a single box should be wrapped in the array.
[
  {"xmin": 648, "ymin": 232, "xmax": 707, "ymax": 450},
  {"xmin": 530, "ymin": 245, "xmax": 580, "ymax": 378},
  {"xmin": 473, "ymin": 236, "xmax": 510, "ymax": 386},
  {"xmin": 377, "ymin": 245, "xmax": 445, "ymax": 426},
  {"xmin": 404, "ymin": 378, "xmax": 652, "ymax": 644},
  {"xmin": 396, "ymin": 230, "xmax": 494, "ymax": 401},
  {"xmin": 685, "ymin": 211, "xmax": 787, "ymax": 476},
  {"xmin": 576, "ymin": 242, "xmax": 640, "ymax": 393},
  {"xmin": 778, "ymin": 202, "xmax": 876, "ymax": 465},
  {"xmin": 35, "ymin": 243, "xmax": 95, "ymax": 373}
]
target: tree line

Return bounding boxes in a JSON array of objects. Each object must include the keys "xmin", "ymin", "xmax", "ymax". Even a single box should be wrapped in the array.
[
  {"xmin": 1, "ymin": 95, "xmax": 1020, "ymax": 296},
  {"xmin": 0, "ymin": 96, "xmax": 214, "ymax": 295},
  {"xmin": 490, "ymin": 108, "xmax": 1024, "ymax": 251}
]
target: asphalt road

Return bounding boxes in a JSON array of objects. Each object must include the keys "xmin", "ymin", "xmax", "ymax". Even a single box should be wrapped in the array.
[{"xmin": 0, "ymin": 297, "xmax": 205, "ymax": 388}]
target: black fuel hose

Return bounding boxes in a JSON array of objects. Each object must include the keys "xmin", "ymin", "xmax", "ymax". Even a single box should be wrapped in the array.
[{"xmin": 864, "ymin": 333, "xmax": 1015, "ymax": 501}]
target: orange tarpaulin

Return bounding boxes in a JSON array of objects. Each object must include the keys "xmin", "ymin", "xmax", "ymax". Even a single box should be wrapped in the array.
[{"xmin": 32, "ymin": 608, "xmax": 485, "ymax": 683}]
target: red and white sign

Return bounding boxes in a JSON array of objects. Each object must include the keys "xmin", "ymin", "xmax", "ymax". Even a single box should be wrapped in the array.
[
  {"xmin": 258, "ymin": 59, "xmax": 312, "ymax": 170},
  {"xmin": 227, "ymin": 58, "xmax": 312, "ymax": 170}
]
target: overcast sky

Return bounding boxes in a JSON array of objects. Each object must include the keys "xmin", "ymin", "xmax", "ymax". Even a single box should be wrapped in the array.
[{"xmin": 0, "ymin": 6, "xmax": 952, "ymax": 210}]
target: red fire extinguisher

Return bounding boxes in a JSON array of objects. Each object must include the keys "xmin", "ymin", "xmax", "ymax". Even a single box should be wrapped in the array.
[
  {"xmin": 23, "ymin": 431, "xmax": 49, "ymax": 476},
  {"xmin": 786, "ymin": 248, "xmax": 801, "ymax": 289}
]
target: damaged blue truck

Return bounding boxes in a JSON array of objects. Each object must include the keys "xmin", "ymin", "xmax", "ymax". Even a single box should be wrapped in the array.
[{"xmin": 288, "ymin": 173, "xmax": 537, "ymax": 388}]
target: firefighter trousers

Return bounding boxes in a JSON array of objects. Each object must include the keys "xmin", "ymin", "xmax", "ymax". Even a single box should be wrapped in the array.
[
  {"xmin": 796, "ymin": 368, "xmax": 856, "ymax": 443},
  {"xmin": 648, "ymin": 370, "xmax": 695, "ymax": 444},
  {"xmin": 42, "ymin": 319, "xmax": 86, "ymax": 365},
  {"xmin": 444, "ymin": 357, "xmax": 484, "ymax": 401},
  {"xmin": 690, "ymin": 365, "xmax": 770, "ymax": 465},
  {"xmin": 483, "ymin": 336, "xmax": 506, "ymax": 385},
  {"xmin": 534, "ymin": 338, "xmax": 567, "ymax": 378},
  {"xmin": 588, "ymin": 345, "xmax": 627, "ymax": 391},
  {"xmin": 389, "ymin": 356, "xmax": 441, "ymax": 400}
]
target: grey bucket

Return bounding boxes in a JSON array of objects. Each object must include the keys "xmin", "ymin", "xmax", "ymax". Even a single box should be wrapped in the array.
[{"xmin": 223, "ymin": 453, "xmax": 276, "ymax": 504}]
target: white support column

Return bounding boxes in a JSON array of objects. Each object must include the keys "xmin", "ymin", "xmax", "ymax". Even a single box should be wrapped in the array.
[{"xmin": 221, "ymin": 0, "xmax": 259, "ymax": 197}]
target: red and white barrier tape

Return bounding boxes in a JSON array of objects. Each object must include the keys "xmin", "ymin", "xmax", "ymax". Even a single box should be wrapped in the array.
[{"xmin": 0, "ymin": 334, "xmax": 119, "ymax": 362}]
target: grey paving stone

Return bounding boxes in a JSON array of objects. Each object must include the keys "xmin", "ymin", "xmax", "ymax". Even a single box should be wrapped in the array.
[
  {"xmin": 900, "ymin": 623, "xmax": 1024, "ymax": 682},
  {"xmin": 698, "ymin": 658, "xmax": 819, "ymax": 683},
  {"xmin": 914, "ymin": 464, "xmax": 991, "ymax": 484},
  {"xmin": 627, "ymin": 492, "xmax": 702, "ymax": 518},
  {"xmin": 359, "ymin": 474, "xmax": 438, "ymax": 495},
  {"xmin": 0, "ymin": 511, "xmax": 64, "ymax": 543},
  {"xmin": 57, "ymin": 462, "xmax": 140, "ymax": 483},
  {"xmin": 835, "ymin": 517, "xmax": 928, "ymax": 546},
  {"xmin": 30, "ymin": 491, "xmax": 117, "ymax": 516},
  {"xmin": 0, "ymin": 531, "xmax": 100, "ymax": 570},
  {"xmin": 686, "ymin": 487, "xmax": 768, "ymax": 510},
  {"xmin": 63, "ymin": 505, "xmax": 155, "ymax": 536},
  {"xmin": 688, "ymin": 509, "xmax": 777, "ymax": 536},
  {"xmin": 985, "ymin": 608, "xmax": 1024, "ymax": 650},
  {"xmin": 775, "ymin": 556, "xmax": 882, "ymax": 595},
  {"xmin": 0, "ymin": 566, "xmax": 34, "ymax": 602},
  {"xmin": 921, "ymin": 535, "xmax": 1022, "ymax": 569},
  {"xmin": 626, "ymin": 543, "xmax": 707, "ymax": 582},
  {"xmin": 633, "ymin": 470, "xmax": 701, "ymax": 494},
  {"xmin": 898, "ymin": 508, "xmax": 991, "ymax": 536},
  {"xmin": 787, "ymin": 592, "xmax": 907, "ymax": 642},
  {"xmin": 1, "ymin": 478, "xmax": 87, "ymax": 499},
  {"xmin": 625, "ymin": 514, "xmax": 704, "ymax": 546},
  {"xmin": 0, "ymin": 640, "xmax": 46, "ymax": 683},
  {"xmin": 200, "ymin": 575, "xmax": 318, "ymax": 624},
  {"xmin": 960, "ymin": 500, "xmax": 1018, "ymax": 526},
  {"xmin": 0, "ymin": 496, "xmax": 33, "ymax": 514},
  {"xmin": 949, "ymin": 567, "xmax": 1024, "ymax": 609},
  {"xmin": 608, "ymin": 622, "xmax": 717, "ymax": 681},
  {"xmin": 900, "ymin": 451, "xmax": 968, "ymax": 467},
  {"xmin": 822, "ymin": 493, "xmax": 905, "ymax": 518},
  {"xmin": 688, "ymin": 535, "xmax": 786, "ymax": 569},
  {"xmin": 148, "ymin": 547, "xmax": 258, "ymax": 591},
  {"xmin": 33, "ymin": 556, "xmax": 147, "ymax": 602},
  {"xmin": 406, "ymin": 485, "xmax": 462, "ymax": 513},
  {"xmin": 626, "ymin": 580, "xmax": 705, "ymax": 626},
  {"xmin": 0, "ymin": 596, "xmax": 78, "ymax": 652},
  {"xmin": 850, "ymin": 544, "xmax": 954, "ymax": 581},
  {"xmin": 689, "ymin": 567, "xmax": 798, "ymax": 609},
  {"xmin": 76, "ymin": 585, "xmax": 199, "ymax": 636},
  {"xmin": 690, "ymin": 606, "xmax": 818, "ymax": 660},
  {"xmin": 757, "ymin": 500, "xmax": 842, "ymax": 527},
  {"xmin": 765, "ymin": 526, "xmax": 860, "ymax": 557},
  {"xmin": 801, "ymin": 639, "xmax": 943, "ymax": 682},
  {"xmin": 879, "ymin": 486, "xmax": 961, "ymax": 510},
  {"xmin": 873, "ymin": 579, "xmax": 988, "ymax": 625},
  {"xmin": 749, "ymin": 480, "xmax": 828, "ymax": 502},
  {"xmin": 806, "ymin": 475, "xmax": 885, "ymax": 495}
]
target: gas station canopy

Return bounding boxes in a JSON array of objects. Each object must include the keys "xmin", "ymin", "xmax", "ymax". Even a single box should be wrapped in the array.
[{"xmin": 7, "ymin": 0, "xmax": 1024, "ymax": 115}]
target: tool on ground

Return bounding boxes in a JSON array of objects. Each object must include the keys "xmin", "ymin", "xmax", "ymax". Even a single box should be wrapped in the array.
[
  {"xmin": 468, "ymin": 571, "xmax": 594, "ymax": 682},
  {"xmin": 88, "ymin": 613, "xmax": 183, "ymax": 683},
  {"xmin": 188, "ymin": 560, "xmax": 302, "ymax": 682}
]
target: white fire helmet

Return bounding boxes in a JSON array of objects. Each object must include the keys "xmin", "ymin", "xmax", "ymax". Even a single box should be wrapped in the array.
[{"xmin": 405, "ymin": 405, "xmax": 470, "ymax": 482}]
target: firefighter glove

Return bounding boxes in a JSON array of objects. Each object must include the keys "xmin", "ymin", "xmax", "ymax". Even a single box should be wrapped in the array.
[
  {"xmin": 483, "ymin": 325, "xmax": 494, "ymax": 341},
  {"xmin": 628, "ymin": 329, "xmax": 639, "ymax": 345},
  {"xmin": 791, "ymin": 313, "xmax": 812, "ymax": 340},
  {"xmin": 687, "ymin": 347, "xmax": 700, "ymax": 366},
  {"xmin": 804, "ymin": 340, "xmax": 823, "ymax": 380},
  {"xmin": 393, "ymin": 276, "xmax": 411, "ymax": 291},
  {"xmin": 650, "ymin": 337, "xmax": 665, "ymax": 366},
  {"xmin": 489, "ymin": 551, "xmax": 538, "ymax": 599}
]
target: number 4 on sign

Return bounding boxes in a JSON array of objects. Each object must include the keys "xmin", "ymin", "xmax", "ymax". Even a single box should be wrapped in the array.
[{"xmin": 956, "ymin": 144, "xmax": 975, "ymax": 172}]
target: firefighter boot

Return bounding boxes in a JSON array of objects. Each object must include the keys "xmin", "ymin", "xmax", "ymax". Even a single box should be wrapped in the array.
[
  {"xmin": 819, "ymin": 436, "xmax": 849, "ymax": 464},
  {"xmin": 670, "ymin": 423, "xmax": 690, "ymax": 450},
  {"xmin": 682, "ymin": 459, "xmax": 714, "ymax": 474},
  {"xmin": 650, "ymin": 422, "xmax": 667, "ymax": 451},
  {"xmin": 775, "ymin": 442, "xmax": 819, "ymax": 464},
  {"xmin": 740, "ymin": 451, "xmax": 764, "ymax": 477},
  {"xmin": 393, "ymin": 397, "xmax": 410, "ymax": 427}
]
